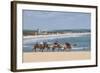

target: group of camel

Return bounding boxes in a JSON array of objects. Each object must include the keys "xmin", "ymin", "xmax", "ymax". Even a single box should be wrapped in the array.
[{"xmin": 32, "ymin": 41, "xmax": 72, "ymax": 52}]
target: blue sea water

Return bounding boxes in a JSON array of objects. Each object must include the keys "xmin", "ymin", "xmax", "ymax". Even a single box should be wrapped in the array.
[{"xmin": 23, "ymin": 33, "xmax": 91, "ymax": 52}]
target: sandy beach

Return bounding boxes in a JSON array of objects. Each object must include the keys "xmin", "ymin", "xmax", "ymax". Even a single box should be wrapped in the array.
[{"xmin": 23, "ymin": 51, "xmax": 91, "ymax": 63}]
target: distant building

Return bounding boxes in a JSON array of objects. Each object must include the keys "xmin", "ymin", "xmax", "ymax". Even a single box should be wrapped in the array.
[{"xmin": 37, "ymin": 28, "xmax": 41, "ymax": 35}]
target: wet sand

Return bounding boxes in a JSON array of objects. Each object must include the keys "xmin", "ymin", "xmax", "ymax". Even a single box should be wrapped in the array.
[{"xmin": 23, "ymin": 51, "xmax": 91, "ymax": 62}]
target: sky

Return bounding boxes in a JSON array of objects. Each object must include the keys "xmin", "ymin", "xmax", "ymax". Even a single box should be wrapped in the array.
[{"xmin": 22, "ymin": 10, "xmax": 91, "ymax": 31}]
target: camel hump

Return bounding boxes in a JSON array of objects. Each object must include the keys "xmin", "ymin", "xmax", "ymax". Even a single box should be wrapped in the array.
[{"xmin": 65, "ymin": 42, "xmax": 72, "ymax": 48}]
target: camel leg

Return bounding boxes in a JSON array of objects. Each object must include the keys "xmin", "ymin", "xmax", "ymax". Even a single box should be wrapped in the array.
[
  {"xmin": 47, "ymin": 47, "xmax": 50, "ymax": 52},
  {"xmin": 69, "ymin": 48, "xmax": 71, "ymax": 51},
  {"xmin": 35, "ymin": 48, "xmax": 37, "ymax": 52},
  {"xmin": 63, "ymin": 48, "xmax": 66, "ymax": 51},
  {"xmin": 34, "ymin": 48, "xmax": 36, "ymax": 52},
  {"xmin": 40, "ymin": 48, "xmax": 42, "ymax": 52},
  {"xmin": 40, "ymin": 48, "xmax": 43, "ymax": 52},
  {"xmin": 58, "ymin": 48, "xmax": 59, "ymax": 51},
  {"xmin": 58, "ymin": 47, "xmax": 61, "ymax": 51},
  {"xmin": 42, "ymin": 48, "xmax": 44, "ymax": 52},
  {"xmin": 52, "ymin": 48, "xmax": 55, "ymax": 52}
]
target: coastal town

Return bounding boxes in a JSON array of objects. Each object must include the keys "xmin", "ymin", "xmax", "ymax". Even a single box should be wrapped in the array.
[{"xmin": 23, "ymin": 28, "xmax": 90, "ymax": 36}]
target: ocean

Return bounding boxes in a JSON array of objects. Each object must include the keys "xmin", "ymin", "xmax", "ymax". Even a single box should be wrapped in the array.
[{"xmin": 23, "ymin": 32, "xmax": 91, "ymax": 52}]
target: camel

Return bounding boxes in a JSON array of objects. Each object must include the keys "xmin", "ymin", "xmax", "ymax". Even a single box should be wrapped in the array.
[
  {"xmin": 51, "ymin": 41, "xmax": 62, "ymax": 51},
  {"xmin": 33, "ymin": 41, "xmax": 72, "ymax": 52},
  {"xmin": 33, "ymin": 42, "xmax": 50, "ymax": 52},
  {"xmin": 63, "ymin": 42, "xmax": 72, "ymax": 51}
]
